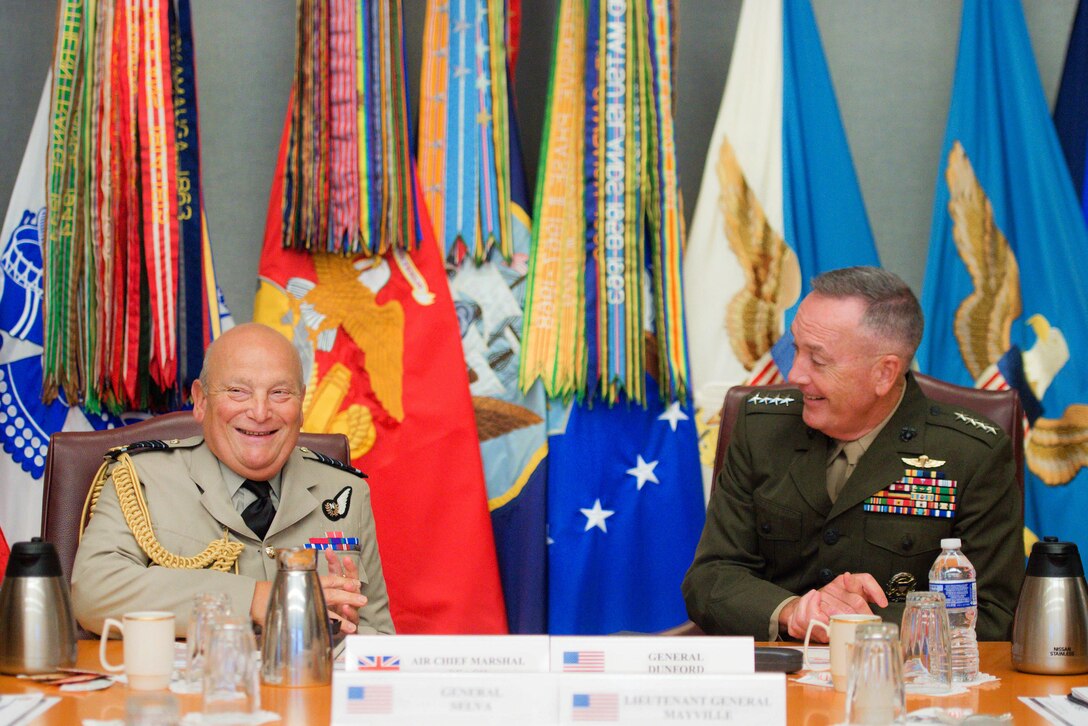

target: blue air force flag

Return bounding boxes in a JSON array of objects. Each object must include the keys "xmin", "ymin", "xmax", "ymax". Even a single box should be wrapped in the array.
[
  {"xmin": 919, "ymin": 0, "xmax": 1088, "ymax": 554},
  {"xmin": 547, "ymin": 375, "xmax": 705, "ymax": 634},
  {"xmin": 0, "ymin": 75, "xmax": 121, "ymax": 544},
  {"xmin": 682, "ymin": 0, "xmax": 878, "ymax": 493}
]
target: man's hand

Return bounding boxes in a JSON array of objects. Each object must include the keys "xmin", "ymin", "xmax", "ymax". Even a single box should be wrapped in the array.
[
  {"xmin": 779, "ymin": 572, "xmax": 888, "ymax": 641},
  {"xmin": 322, "ymin": 550, "xmax": 368, "ymax": 633}
]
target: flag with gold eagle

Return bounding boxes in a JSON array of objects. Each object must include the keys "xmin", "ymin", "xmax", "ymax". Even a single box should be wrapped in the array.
[
  {"xmin": 683, "ymin": 0, "xmax": 879, "ymax": 494},
  {"xmin": 255, "ymin": 148, "xmax": 508, "ymax": 634},
  {"xmin": 254, "ymin": 0, "xmax": 507, "ymax": 629},
  {"xmin": 919, "ymin": 0, "xmax": 1088, "ymax": 555}
]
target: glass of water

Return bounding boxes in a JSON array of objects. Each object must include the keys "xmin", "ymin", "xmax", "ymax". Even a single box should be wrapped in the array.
[{"xmin": 202, "ymin": 615, "xmax": 260, "ymax": 722}]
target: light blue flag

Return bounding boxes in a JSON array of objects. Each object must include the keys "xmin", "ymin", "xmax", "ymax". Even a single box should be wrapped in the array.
[{"xmin": 919, "ymin": 0, "xmax": 1088, "ymax": 553}]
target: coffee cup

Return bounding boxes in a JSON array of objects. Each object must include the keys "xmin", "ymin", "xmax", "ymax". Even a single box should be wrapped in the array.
[
  {"xmin": 99, "ymin": 611, "xmax": 176, "ymax": 690},
  {"xmin": 803, "ymin": 613, "xmax": 882, "ymax": 692}
]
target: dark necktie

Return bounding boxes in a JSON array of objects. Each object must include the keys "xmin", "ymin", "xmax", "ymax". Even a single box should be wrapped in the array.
[{"xmin": 240, "ymin": 479, "xmax": 275, "ymax": 540}]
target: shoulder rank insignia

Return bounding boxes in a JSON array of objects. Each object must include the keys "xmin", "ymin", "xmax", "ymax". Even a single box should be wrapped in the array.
[
  {"xmin": 105, "ymin": 439, "xmax": 175, "ymax": 460},
  {"xmin": 747, "ymin": 392, "xmax": 797, "ymax": 406},
  {"xmin": 953, "ymin": 411, "xmax": 998, "ymax": 436},
  {"xmin": 322, "ymin": 486, "xmax": 352, "ymax": 521},
  {"xmin": 901, "ymin": 454, "xmax": 946, "ymax": 469},
  {"xmin": 300, "ymin": 447, "xmax": 368, "ymax": 478}
]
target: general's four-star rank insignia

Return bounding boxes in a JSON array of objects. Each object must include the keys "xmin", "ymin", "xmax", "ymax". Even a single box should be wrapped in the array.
[
  {"xmin": 321, "ymin": 486, "xmax": 352, "ymax": 521},
  {"xmin": 747, "ymin": 393, "xmax": 796, "ymax": 406},
  {"xmin": 863, "ymin": 460, "xmax": 958, "ymax": 519},
  {"xmin": 953, "ymin": 412, "xmax": 998, "ymax": 436}
]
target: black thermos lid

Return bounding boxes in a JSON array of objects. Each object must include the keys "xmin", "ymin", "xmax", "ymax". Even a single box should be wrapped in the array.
[
  {"xmin": 1026, "ymin": 536, "xmax": 1085, "ymax": 578},
  {"xmin": 3, "ymin": 537, "xmax": 62, "ymax": 579}
]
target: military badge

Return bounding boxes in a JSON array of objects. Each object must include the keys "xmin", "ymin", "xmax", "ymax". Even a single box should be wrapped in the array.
[
  {"xmin": 885, "ymin": 572, "xmax": 917, "ymax": 602},
  {"xmin": 322, "ymin": 486, "xmax": 352, "ymax": 520},
  {"xmin": 863, "ymin": 459, "xmax": 958, "ymax": 519}
]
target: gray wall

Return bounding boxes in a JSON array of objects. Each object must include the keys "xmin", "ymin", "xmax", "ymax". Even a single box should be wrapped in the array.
[{"xmin": 1, "ymin": 1, "xmax": 1078, "ymax": 324}]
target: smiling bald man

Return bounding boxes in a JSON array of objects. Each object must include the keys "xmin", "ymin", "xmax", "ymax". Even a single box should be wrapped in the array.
[{"xmin": 72, "ymin": 323, "xmax": 394, "ymax": 637}]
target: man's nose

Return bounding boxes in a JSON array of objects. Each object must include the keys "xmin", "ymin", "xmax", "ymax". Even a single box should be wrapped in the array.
[
  {"xmin": 787, "ymin": 357, "xmax": 808, "ymax": 385},
  {"xmin": 248, "ymin": 394, "xmax": 273, "ymax": 420}
]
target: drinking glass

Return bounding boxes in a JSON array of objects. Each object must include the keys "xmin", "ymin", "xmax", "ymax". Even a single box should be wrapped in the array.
[
  {"xmin": 901, "ymin": 590, "xmax": 953, "ymax": 694},
  {"xmin": 846, "ymin": 622, "xmax": 905, "ymax": 725},
  {"xmin": 185, "ymin": 592, "xmax": 232, "ymax": 689},
  {"xmin": 202, "ymin": 615, "xmax": 260, "ymax": 722},
  {"xmin": 124, "ymin": 691, "xmax": 180, "ymax": 725}
]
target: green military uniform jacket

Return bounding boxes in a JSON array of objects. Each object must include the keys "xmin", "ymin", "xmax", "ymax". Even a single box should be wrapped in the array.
[
  {"xmin": 72, "ymin": 438, "xmax": 395, "ymax": 637},
  {"xmin": 682, "ymin": 374, "xmax": 1023, "ymax": 641}
]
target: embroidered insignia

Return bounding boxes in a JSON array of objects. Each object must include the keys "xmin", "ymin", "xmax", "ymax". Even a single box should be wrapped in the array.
[
  {"xmin": 863, "ymin": 465, "xmax": 959, "ymax": 519},
  {"xmin": 105, "ymin": 439, "xmax": 172, "ymax": 460},
  {"xmin": 321, "ymin": 486, "xmax": 352, "ymax": 521},
  {"xmin": 747, "ymin": 393, "xmax": 796, "ymax": 406},
  {"xmin": 885, "ymin": 572, "xmax": 917, "ymax": 603},
  {"xmin": 953, "ymin": 411, "xmax": 998, "ymax": 435},
  {"xmin": 901, "ymin": 455, "xmax": 947, "ymax": 469},
  {"xmin": 300, "ymin": 447, "xmax": 368, "ymax": 478}
]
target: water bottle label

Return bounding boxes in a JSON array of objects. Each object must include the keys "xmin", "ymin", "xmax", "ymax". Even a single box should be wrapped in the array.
[{"xmin": 930, "ymin": 580, "xmax": 976, "ymax": 609}]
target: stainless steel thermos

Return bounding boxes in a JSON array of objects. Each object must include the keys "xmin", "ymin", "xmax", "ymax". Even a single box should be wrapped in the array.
[
  {"xmin": 0, "ymin": 538, "xmax": 78, "ymax": 675},
  {"xmin": 1012, "ymin": 537, "xmax": 1088, "ymax": 674}
]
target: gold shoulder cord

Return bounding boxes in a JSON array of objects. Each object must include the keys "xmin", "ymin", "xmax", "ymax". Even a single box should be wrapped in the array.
[{"xmin": 79, "ymin": 452, "xmax": 245, "ymax": 572}]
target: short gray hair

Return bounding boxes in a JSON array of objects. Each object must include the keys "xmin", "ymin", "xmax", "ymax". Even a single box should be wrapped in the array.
[{"xmin": 811, "ymin": 266, "xmax": 924, "ymax": 358}]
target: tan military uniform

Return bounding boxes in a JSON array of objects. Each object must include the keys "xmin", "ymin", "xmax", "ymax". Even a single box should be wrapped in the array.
[
  {"xmin": 682, "ymin": 374, "xmax": 1023, "ymax": 641},
  {"xmin": 72, "ymin": 437, "xmax": 394, "ymax": 637}
]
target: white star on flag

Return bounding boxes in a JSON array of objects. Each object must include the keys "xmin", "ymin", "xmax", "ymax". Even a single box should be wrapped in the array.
[
  {"xmin": 580, "ymin": 499, "xmax": 615, "ymax": 533},
  {"xmin": 626, "ymin": 455, "xmax": 660, "ymax": 491},
  {"xmin": 657, "ymin": 401, "xmax": 689, "ymax": 431}
]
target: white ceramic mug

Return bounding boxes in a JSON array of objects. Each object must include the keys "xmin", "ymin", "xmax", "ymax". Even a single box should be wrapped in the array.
[
  {"xmin": 99, "ymin": 611, "xmax": 176, "ymax": 690},
  {"xmin": 803, "ymin": 613, "xmax": 882, "ymax": 692}
]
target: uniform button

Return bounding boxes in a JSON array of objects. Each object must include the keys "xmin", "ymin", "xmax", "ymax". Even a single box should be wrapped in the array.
[
  {"xmin": 760, "ymin": 522, "xmax": 772, "ymax": 534},
  {"xmin": 819, "ymin": 568, "xmax": 834, "ymax": 584},
  {"xmin": 901, "ymin": 535, "xmax": 914, "ymax": 551},
  {"xmin": 264, "ymin": 546, "xmax": 276, "ymax": 559},
  {"xmin": 823, "ymin": 529, "xmax": 840, "ymax": 545},
  {"xmin": 930, "ymin": 405, "xmax": 942, "ymax": 416}
]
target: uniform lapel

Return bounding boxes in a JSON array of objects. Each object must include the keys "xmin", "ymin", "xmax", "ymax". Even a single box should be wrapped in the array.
[
  {"xmin": 265, "ymin": 448, "xmax": 319, "ymax": 539},
  {"xmin": 828, "ymin": 375, "xmax": 928, "ymax": 520},
  {"xmin": 191, "ymin": 442, "xmax": 253, "ymax": 537}
]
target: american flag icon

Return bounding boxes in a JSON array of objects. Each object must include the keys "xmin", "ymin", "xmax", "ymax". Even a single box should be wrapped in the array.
[
  {"xmin": 562, "ymin": 650, "xmax": 605, "ymax": 672},
  {"xmin": 346, "ymin": 684, "xmax": 393, "ymax": 714},
  {"xmin": 571, "ymin": 693, "xmax": 619, "ymax": 721},
  {"xmin": 357, "ymin": 655, "xmax": 401, "ymax": 671}
]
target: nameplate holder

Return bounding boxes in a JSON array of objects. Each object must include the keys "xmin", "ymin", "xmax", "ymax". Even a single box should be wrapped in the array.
[
  {"xmin": 558, "ymin": 673, "xmax": 786, "ymax": 724},
  {"xmin": 331, "ymin": 672, "xmax": 558, "ymax": 725},
  {"xmin": 550, "ymin": 635, "xmax": 755, "ymax": 674},
  {"xmin": 343, "ymin": 635, "xmax": 550, "ymax": 673}
]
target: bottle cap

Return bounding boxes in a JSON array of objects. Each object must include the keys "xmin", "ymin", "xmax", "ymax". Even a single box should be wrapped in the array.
[{"xmin": 940, "ymin": 538, "xmax": 961, "ymax": 550}]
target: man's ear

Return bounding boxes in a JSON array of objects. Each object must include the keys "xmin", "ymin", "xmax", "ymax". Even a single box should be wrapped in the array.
[
  {"xmin": 192, "ymin": 379, "xmax": 207, "ymax": 422},
  {"xmin": 872, "ymin": 354, "xmax": 905, "ymax": 397}
]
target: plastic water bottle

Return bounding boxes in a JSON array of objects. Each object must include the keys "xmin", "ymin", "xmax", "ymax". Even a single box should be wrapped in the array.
[{"xmin": 929, "ymin": 538, "xmax": 979, "ymax": 682}]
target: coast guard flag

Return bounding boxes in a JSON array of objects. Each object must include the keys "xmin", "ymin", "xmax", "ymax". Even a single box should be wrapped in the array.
[
  {"xmin": 0, "ymin": 76, "xmax": 120, "ymax": 546},
  {"xmin": 918, "ymin": 0, "xmax": 1088, "ymax": 554},
  {"xmin": 683, "ymin": 0, "xmax": 878, "ymax": 488}
]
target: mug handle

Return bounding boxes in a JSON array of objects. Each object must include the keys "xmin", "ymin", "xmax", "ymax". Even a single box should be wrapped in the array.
[
  {"xmin": 99, "ymin": 618, "xmax": 125, "ymax": 673},
  {"xmin": 802, "ymin": 619, "xmax": 831, "ymax": 670}
]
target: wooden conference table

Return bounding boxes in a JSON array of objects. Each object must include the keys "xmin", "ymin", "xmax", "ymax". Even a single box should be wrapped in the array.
[{"xmin": 1, "ymin": 641, "xmax": 1085, "ymax": 724}]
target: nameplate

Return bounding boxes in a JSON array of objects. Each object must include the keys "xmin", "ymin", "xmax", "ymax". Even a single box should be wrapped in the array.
[
  {"xmin": 557, "ymin": 673, "xmax": 785, "ymax": 724},
  {"xmin": 550, "ymin": 635, "xmax": 755, "ymax": 674},
  {"xmin": 331, "ymin": 672, "xmax": 558, "ymax": 725},
  {"xmin": 343, "ymin": 635, "xmax": 550, "ymax": 673}
]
